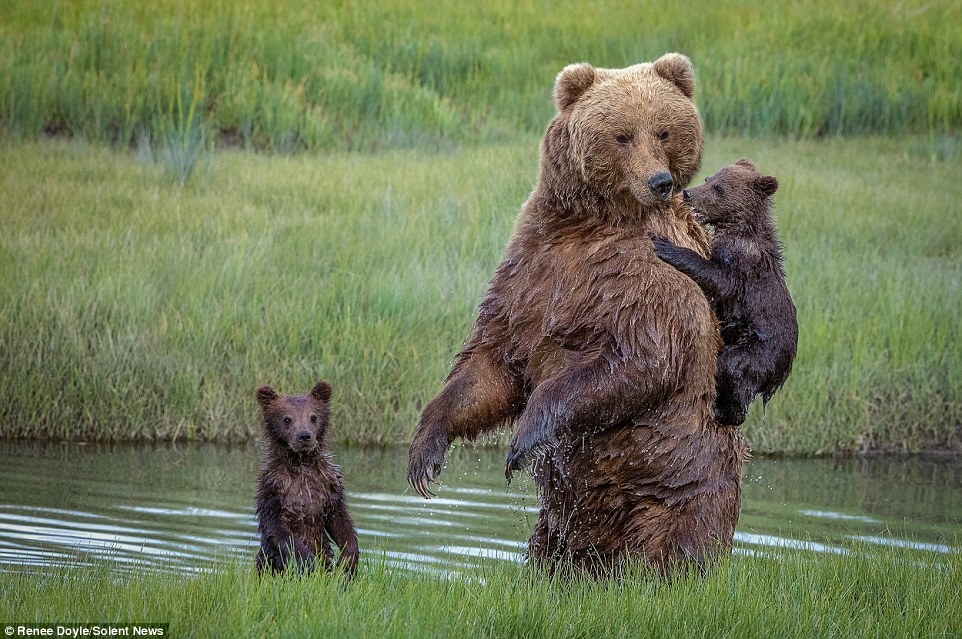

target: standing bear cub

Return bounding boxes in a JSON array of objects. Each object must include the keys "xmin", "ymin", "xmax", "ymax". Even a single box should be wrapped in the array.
[
  {"xmin": 255, "ymin": 380, "xmax": 359, "ymax": 577},
  {"xmin": 653, "ymin": 159, "xmax": 798, "ymax": 426}
]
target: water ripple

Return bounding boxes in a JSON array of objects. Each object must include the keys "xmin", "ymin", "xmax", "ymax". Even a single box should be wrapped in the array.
[{"xmin": 0, "ymin": 442, "xmax": 959, "ymax": 575}]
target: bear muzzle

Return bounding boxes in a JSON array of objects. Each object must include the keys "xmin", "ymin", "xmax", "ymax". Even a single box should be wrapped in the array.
[
  {"xmin": 682, "ymin": 187, "xmax": 706, "ymax": 221},
  {"xmin": 289, "ymin": 430, "xmax": 317, "ymax": 453},
  {"xmin": 648, "ymin": 171, "xmax": 675, "ymax": 200}
]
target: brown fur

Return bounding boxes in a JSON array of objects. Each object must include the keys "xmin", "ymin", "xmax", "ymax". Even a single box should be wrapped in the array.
[
  {"xmin": 408, "ymin": 54, "xmax": 747, "ymax": 576},
  {"xmin": 255, "ymin": 380, "xmax": 359, "ymax": 576},
  {"xmin": 653, "ymin": 160, "xmax": 798, "ymax": 426}
]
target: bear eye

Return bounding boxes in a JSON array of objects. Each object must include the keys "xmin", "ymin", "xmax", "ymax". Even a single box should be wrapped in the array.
[
  {"xmin": 658, "ymin": 131, "xmax": 669, "ymax": 141},
  {"xmin": 310, "ymin": 414, "xmax": 317, "ymax": 423},
  {"xmin": 615, "ymin": 134, "xmax": 632, "ymax": 144},
  {"xmin": 713, "ymin": 185, "xmax": 724, "ymax": 196},
  {"xmin": 282, "ymin": 416, "xmax": 292, "ymax": 426}
]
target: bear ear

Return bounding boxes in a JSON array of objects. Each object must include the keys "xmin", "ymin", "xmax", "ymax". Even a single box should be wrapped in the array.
[
  {"xmin": 311, "ymin": 380, "xmax": 332, "ymax": 403},
  {"xmin": 755, "ymin": 175, "xmax": 779, "ymax": 197},
  {"xmin": 735, "ymin": 158, "xmax": 757, "ymax": 171},
  {"xmin": 554, "ymin": 63, "xmax": 597, "ymax": 112},
  {"xmin": 652, "ymin": 52, "xmax": 696, "ymax": 99},
  {"xmin": 255, "ymin": 385, "xmax": 278, "ymax": 409}
]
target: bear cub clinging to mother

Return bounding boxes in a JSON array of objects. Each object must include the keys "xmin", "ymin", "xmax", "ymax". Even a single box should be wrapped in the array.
[
  {"xmin": 653, "ymin": 159, "xmax": 798, "ymax": 426},
  {"xmin": 254, "ymin": 380, "xmax": 359, "ymax": 576}
]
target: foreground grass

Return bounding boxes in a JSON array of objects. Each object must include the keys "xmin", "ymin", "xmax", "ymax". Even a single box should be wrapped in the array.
[
  {"xmin": 1, "ymin": 547, "xmax": 959, "ymax": 639},
  {"xmin": 1, "ymin": 0, "xmax": 960, "ymax": 151},
  {"xmin": 0, "ymin": 136, "xmax": 960, "ymax": 452}
]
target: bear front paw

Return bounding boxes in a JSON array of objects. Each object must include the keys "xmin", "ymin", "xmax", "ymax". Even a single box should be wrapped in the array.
[
  {"xmin": 504, "ymin": 446, "xmax": 533, "ymax": 481},
  {"xmin": 504, "ymin": 425, "xmax": 555, "ymax": 481},
  {"xmin": 407, "ymin": 435, "xmax": 449, "ymax": 498}
]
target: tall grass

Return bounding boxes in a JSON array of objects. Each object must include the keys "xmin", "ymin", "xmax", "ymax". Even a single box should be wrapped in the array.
[
  {"xmin": 0, "ymin": 139, "xmax": 529, "ymax": 443},
  {"xmin": 0, "ymin": 136, "xmax": 959, "ymax": 452},
  {"xmin": 1, "ymin": 0, "xmax": 959, "ymax": 152},
  {"xmin": 1, "ymin": 545, "xmax": 959, "ymax": 639}
]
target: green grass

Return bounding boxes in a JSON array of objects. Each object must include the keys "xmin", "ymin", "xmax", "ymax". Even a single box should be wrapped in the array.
[
  {"xmin": 1, "ymin": 0, "xmax": 959, "ymax": 152},
  {"xmin": 1, "ymin": 546, "xmax": 959, "ymax": 639},
  {"xmin": 0, "ymin": 136, "xmax": 959, "ymax": 452}
]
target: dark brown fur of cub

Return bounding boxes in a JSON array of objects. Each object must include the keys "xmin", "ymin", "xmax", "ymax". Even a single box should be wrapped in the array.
[
  {"xmin": 255, "ymin": 380, "xmax": 359, "ymax": 576},
  {"xmin": 653, "ymin": 159, "xmax": 798, "ymax": 426}
]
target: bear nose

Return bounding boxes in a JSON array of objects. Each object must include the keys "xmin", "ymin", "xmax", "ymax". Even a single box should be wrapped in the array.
[
  {"xmin": 648, "ymin": 172, "xmax": 674, "ymax": 198},
  {"xmin": 682, "ymin": 188, "xmax": 692, "ymax": 201},
  {"xmin": 297, "ymin": 431, "xmax": 312, "ymax": 443}
]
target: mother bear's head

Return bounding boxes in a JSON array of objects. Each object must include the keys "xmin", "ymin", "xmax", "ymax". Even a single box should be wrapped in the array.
[{"xmin": 545, "ymin": 53, "xmax": 704, "ymax": 211}]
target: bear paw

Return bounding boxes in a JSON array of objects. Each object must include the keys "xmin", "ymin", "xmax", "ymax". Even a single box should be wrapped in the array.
[
  {"xmin": 651, "ymin": 235, "xmax": 679, "ymax": 259},
  {"xmin": 504, "ymin": 427, "xmax": 556, "ymax": 481},
  {"xmin": 407, "ymin": 435, "xmax": 448, "ymax": 498},
  {"xmin": 504, "ymin": 448, "xmax": 528, "ymax": 481}
]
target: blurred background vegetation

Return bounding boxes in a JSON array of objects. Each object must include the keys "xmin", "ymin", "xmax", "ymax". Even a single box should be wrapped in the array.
[
  {"xmin": 1, "ymin": 0, "xmax": 959, "ymax": 152},
  {"xmin": 0, "ymin": 1, "xmax": 959, "ymax": 451}
]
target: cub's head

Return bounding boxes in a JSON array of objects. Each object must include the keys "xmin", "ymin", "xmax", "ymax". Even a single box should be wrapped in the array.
[
  {"xmin": 554, "ymin": 52, "xmax": 704, "ymax": 208},
  {"xmin": 255, "ymin": 380, "xmax": 333, "ymax": 455},
  {"xmin": 682, "ymin": 159, "xmax": 778, "ymax": 228}
]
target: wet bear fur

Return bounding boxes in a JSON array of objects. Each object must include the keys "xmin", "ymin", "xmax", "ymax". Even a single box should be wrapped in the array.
[
  {"xmin": 653, "ymin": 159, "xmax": 798, "ymax": 426},
  {"xmin": 407, "ymin": 53, "xmax": 747, "ymax": 576},
  {"xmin": 255, "ymin": 380, "xmax": 359, "ymax": 576}
]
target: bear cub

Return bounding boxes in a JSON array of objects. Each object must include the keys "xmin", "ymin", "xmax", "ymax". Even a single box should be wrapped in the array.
[
  {"xmin": 653, "ymin": 159, "xmax": 798, "ymax": 426},
  {"xmin": 254, "ymin": 379, "xmax": 359, "ymax": 576}
]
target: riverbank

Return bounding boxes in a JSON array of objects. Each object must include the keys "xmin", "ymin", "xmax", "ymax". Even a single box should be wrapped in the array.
[
  {"xmin": 1, "ymin": 546, "xmax": 959, "ymax": 639},
  {"xmin": 0, "ymin": 136, "xmax": 959, "ymax": 453}
]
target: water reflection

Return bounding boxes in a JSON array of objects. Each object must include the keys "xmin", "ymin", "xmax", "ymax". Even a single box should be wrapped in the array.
[{"xmin": 0, "ymin": 440, "xmax": 958, "ymax": 575}]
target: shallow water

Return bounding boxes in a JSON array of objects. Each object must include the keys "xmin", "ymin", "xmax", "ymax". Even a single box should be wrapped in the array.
[{"xmin": 0, "ymin": 440, "xmax": 959, "ymax": 575}]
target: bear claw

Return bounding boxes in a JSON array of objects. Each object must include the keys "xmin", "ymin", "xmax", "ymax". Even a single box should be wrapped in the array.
[
  {"xmin": 407, "ymin": 461, "xmax": 441, "ymax": 499},
  {"xmin": 504, "ymin": 449, "xmax": 527, "ymax": 480}
]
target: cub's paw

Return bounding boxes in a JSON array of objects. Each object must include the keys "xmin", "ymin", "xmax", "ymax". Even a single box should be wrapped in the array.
[
  {"xmin": 651, "ymin": 235, "xmax": 678, "ymax": 258},
  {"xmin": 714, "ymin": 401, "xmax": 747, "ymax": 427},
  {"xmin": 293, "ymin": 548, "xmax": 317, "ymax": 574}
]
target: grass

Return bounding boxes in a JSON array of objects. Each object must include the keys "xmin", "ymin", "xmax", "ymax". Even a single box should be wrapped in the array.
[
  {"xmin": 0, "ymin": 545, "xmax": 959, "ymax": 639},
  {"xmin": 0, "ymin": 135, "xmax": 959, "ymax": 453},
  {"xmin": 0, "ymin": 0, "xmax": 959, "ymax": 152}
]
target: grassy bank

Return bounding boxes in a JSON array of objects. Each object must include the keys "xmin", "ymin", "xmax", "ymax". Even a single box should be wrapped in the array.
[
  {"xmin": 1, "ymin": 0, "xmax": 959, "ymax": 151},
  {"xmin": 1, "ymin": 546, "xmax": 959, "ymax": 639},
  {"xmin": 0, "ymin": 136, "xmax": 959, "ymax": 453}
]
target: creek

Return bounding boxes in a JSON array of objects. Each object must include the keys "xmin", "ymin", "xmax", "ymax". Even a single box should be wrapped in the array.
[{"xmin": 0, "ymin": 440, "xmax": 959, "ymax": 575}]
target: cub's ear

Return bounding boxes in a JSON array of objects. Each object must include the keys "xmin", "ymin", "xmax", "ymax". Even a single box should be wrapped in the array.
[
  {"xmin": 652, "ymin": 52, "xmax": 695, "ymax": 99},
  {"xmin": 311, "ymin": 380, "xmax": 332, "ymax": 403},
  {"xmin": 554, "ymin": 63, "xmax": 596, "ymax": 112},
  {"xmin": 756, "ymin": 175, "xmax": 779, "ymax": 197},
  {"xmin": 255, "ymin": 385, "xmax": 278, "ymax": 409},
  {"xmin": 735, "ymin": 158, "xmax": 757, "ymax": 171}
]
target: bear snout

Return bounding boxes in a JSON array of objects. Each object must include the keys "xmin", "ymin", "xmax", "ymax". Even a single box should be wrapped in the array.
[
  {"xmin": 648, "ymin": 171, "xmax": 674, "ymax": 199},
  {"xmin": 296, "ymin": 431, "xmax": 312, "ymax": 443}
]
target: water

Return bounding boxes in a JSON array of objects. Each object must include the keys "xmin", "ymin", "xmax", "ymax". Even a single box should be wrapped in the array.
[{"xmin": 0, "ymin": 440, "xmax": 959, "ymax": 575}]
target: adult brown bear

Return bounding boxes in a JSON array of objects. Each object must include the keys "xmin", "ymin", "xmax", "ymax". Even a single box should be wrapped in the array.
[{"xmin": 408, "ymin": 53, "xmax": 747, "ymax": 575}]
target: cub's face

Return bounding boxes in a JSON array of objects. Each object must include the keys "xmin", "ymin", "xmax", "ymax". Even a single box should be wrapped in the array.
[
  {"xmin": 556, "ymin": 53, "xmax": 704, "ymax": 208},
  {"xmin": 682, "ymin": 159, "xmax": 779, "ymax": 228},
  {"xmin": 255, "ymin": 380, "xmax": 332, "ymax": 454}
]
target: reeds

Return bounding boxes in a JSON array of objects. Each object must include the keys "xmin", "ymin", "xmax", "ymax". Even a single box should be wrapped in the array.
[
  {"xmin": 0, "ymin": 136, "xmax": 959, "ymax": 452},
  {"xmin": 1, "ymin": 0, "xmax": 959, "ymax": 152}
]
